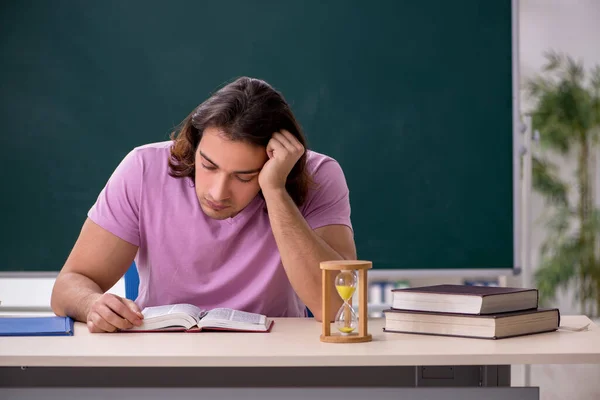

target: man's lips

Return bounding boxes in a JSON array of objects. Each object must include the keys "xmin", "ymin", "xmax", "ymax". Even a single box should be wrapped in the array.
[{"xmin": 205, "ymin": 199, "xmax": 229, "ymax": 211}]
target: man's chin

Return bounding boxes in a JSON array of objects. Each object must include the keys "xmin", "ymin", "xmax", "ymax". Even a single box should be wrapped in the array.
[{"xmin": 200, "ymin": 204, "xmax": 234, "ymax": 220}]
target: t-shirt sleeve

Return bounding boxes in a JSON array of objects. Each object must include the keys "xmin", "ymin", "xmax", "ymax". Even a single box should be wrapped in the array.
[
  {"xmin": 302, "ymin": 158, "xmax": 353, "ymax": 231},
  {"xmin": 87, "ymin": 149, "xmax": 142, "ymax": 246}
]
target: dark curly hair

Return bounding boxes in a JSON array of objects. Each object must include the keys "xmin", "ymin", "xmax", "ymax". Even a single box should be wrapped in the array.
[{"xmin": 168, "ymin": 77, "xmax": 310, "ymax": 207}]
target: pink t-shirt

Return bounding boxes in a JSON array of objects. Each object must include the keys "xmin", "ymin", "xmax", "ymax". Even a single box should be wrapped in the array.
[{"xmin": 88, "ymin": 141, "xmax": 352, "ymax": 317}]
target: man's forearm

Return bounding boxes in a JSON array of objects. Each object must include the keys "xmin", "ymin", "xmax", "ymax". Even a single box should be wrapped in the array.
[
  {"xmin": 263, "ymin": 188, "xmax": 346, "ymax": 321},
  {"xmin": 51, "ymin": 272, "xmax": 103, "ymax": 322}
]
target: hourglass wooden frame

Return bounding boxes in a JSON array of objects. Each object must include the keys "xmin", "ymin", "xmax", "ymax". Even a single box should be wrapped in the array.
[{"xmin": 320, "ymin": 260, "xmax": 372, "ymax": 343}]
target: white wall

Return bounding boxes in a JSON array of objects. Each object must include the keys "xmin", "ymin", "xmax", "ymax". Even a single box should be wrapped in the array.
[
  {"xmin": 519, "ymin": 0, "xmax": 600, "ymax": 315},
  {"xmin": 520, "ymin": 0, "xmax": 600, "ymax": 78},
  {"xmin": 516, "ymin": 2, "xmax": 600, "ymax": 398},
  {"xmin": 0, "ymin": 277, "xmax": 124, "ymax": 310}
]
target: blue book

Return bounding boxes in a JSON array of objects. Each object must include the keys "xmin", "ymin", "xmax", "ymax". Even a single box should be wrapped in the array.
[{"xmin": 0, "ymin": 316, "xmax": 75, "ymax": 336}]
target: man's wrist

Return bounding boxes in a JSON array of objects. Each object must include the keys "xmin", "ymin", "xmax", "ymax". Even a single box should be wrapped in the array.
[
  {"xmin": 261, "ymin": 186, "xmax": 289, "ymax": 202},
  {"xmin": 80, "ymin": 291, "xmax": 102, "ymax": 321}
]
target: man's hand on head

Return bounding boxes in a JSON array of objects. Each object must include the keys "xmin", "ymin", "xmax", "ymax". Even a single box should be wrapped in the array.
[{"xmin": 258, "ymin": 129, "xmax": 305, "ymax": 194}]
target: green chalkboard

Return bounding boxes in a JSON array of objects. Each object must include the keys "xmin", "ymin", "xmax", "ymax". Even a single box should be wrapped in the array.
[{"xmin": 0, "ymin": 0, "xmax": 514, "ymax": 272}]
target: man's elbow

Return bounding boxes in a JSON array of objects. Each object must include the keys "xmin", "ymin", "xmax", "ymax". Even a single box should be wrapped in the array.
[
  {"xmin": 50, "ymin": 279, "xmax": 65, "ymax": 316},
  {"xmin": 312, "ymin": 314, "xmax": 325, "ymax": 323},
  {"xmin": 50, "ymin": 271, "xmax": 77, "ymax": 317},
  {"xmin": 340, "ymin": 248, "xmax": 357, "ymax": 261},
  {"xmin": 309, "ymin": 309, "xmax": 336, "ymax": 323},
  {"xmin": 50, "ymin": 301, "xmax": 66, "ymax": 317}
]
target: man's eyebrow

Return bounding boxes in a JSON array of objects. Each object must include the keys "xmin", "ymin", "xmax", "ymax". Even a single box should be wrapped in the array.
[
  {"xmin": 199, "ymin": 151, "xmax": 262, "ymax": 174},
  {"xmin": 199, "ymin": 151, "xmax": 218, "ymax": 167}
]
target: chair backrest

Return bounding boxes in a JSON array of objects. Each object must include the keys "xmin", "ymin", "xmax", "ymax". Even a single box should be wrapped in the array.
[{"xmin": 124, "ymin": 262, "xmax": 139, "ymax": 301}]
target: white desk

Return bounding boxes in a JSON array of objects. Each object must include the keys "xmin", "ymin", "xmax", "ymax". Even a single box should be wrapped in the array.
[{"xmin": 1, "ymin": 316, "xmax": 598, "ymax": 400}]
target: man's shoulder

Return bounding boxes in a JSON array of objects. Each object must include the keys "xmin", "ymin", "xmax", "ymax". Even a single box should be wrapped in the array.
[
  {"xmin": 130, "ymin": 140, "xmax": 173, "ymax": 157},
  {"xmin": 300, "ymin": 150, "xmax": 351, "ymax": 223},
  {"xmin": 305, "ymin": 149, "xmax": 340, "ymax": 171},
  {"xmin": 305, "ymin": 149, "xmax": 345, "ymax": 182},
  {"xmin": 125, "ymin": 140, "xmax": 173, "ymax": 169},
  {"xmin": 108, "ymin": 141, "xmax": 176, "ymax": 186}
]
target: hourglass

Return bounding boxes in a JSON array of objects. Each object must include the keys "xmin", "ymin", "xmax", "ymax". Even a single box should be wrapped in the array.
[{"xmin": 320, "ymin": 260, "xmax": 372, "ymax": 343}]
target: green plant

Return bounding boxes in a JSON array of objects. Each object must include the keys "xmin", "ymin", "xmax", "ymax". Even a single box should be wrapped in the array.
[{"xmin": 525, "ymin": 50, "xmax": 600, "ymax": 317}]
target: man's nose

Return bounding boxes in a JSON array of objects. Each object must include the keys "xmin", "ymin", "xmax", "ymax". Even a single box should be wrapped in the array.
[{"xmin": 210, "ymin": 174, "xmax": 230, "ymax": 201}]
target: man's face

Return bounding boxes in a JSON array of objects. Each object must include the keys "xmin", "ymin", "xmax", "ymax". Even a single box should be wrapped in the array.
[{"xmin": 194, "ymin": 126, "xmax": 268, "ymax": 220}]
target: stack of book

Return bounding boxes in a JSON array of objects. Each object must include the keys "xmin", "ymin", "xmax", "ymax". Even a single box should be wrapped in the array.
[{"xmin": 383, "ymin": 284, "xmax": 560, "ymax": 339}]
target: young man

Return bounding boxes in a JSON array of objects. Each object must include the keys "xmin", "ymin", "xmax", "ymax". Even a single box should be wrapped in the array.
[{"xmin": 51, "ymin": 77, "xmax": 356, "ymax": 332}]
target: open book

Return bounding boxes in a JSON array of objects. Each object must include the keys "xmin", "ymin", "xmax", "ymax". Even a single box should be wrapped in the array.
[{"xmin": 124, "ymin": 304, "xmax": 273, "ymax": 332}]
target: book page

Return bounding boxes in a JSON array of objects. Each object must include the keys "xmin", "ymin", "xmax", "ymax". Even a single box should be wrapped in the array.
[
  {"xmin": 203, "ymin": 308, "xmax": 265, "ymax": 325},
  {"xmin": 142, "ymin": 304, "xmax": 205, "ymax": 320}
]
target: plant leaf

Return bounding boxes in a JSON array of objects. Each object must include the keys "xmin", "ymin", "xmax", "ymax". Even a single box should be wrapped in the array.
[
  {"xmin": 535, "ymin": 237, "xmax": 579, "ymax": 305},
  {"xmin": 542, "ymin": 50, "xmax": 563, "ymax": 72},
  {"xmin": 590, "ymin": 65, "xmax": 600, "ymax": 143},
  {"xmin": 532, "ymin": 156, "xmax": 569, "ymax": 206}
]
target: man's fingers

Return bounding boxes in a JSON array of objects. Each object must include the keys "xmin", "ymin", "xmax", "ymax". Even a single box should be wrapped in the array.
[
  {"xmin": 87, "ymin": 311, "xmax": 118, "ymax": 333},
  {"xmin": 87, "ymin": 320, "xmax": 100, "ymax": 333},
  {"xmin": 123, "ymin": 298, "xmax": 143, "ymax": 315},
  {"xmin": 123, "ymin": 298, "xmax": 144, "ymax": 320},
  {"xmin": 266, "ymin": 135, "xmax": 287, "ymax": 156},
  {"xmin": 105, "ymin": 295, "xmax": 143, "ymax": 325},
  {"xmin": 279, "ymin": 130, "xmax": 304, "ymax": 152},
  {"xmin": 96, "ymin": 304, "xmax": 134, "ymax": 330},
  {"xmin": 272, "ymin": 132, "xmax": 297, "ymax": 153}
]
